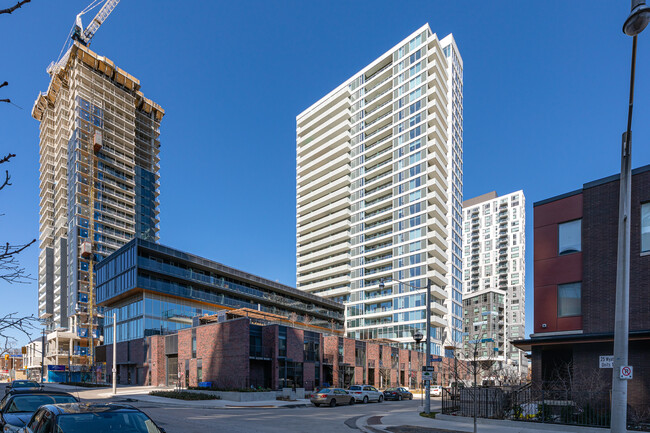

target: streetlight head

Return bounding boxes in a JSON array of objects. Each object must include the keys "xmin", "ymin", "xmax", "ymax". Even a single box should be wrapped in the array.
[
  {"xmin": 378, "ymin": 280, "xmax": 385, "ymax": 290},
  {"xmin": 413, "ymin": 331, "xmax": 423, "ymax": 344},
  {"xmin": 624, "ymin": 0, "xmax": 650, "ymax": 36}
]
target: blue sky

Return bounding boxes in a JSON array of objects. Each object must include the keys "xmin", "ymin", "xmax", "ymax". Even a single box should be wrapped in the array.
[{"xmin": 1, "ymin": 1, "xmax": 649, "ymax": 346}]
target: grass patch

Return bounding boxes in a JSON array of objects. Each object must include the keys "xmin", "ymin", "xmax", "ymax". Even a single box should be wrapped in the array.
[
  {"xmin": 419, "ymin": 411, "xmax": 439, "ymax": 419},
  {"xmin": 62, "ymin": 382, "xmax": 109, "ymax": 388},
  {"xmin": 149, "ymin": 391, "xmax": 220, "ymax": 400}
]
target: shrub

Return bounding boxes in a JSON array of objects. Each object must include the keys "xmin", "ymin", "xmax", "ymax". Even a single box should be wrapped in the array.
[
  {"xmin": 62, "ymin": 382, "xmax": 109, "ymax": 388},
  {"xmin": 149, "ymin": 391, "xmax": 220, "ymax": 400}
]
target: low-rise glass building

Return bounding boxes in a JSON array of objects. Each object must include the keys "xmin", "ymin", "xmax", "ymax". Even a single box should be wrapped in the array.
[{"xmin": 95, "ymin": 238, "xmax": 345, "ymax": 344}]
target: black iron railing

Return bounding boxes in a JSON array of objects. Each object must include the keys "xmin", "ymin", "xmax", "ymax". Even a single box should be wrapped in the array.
[{"xmin": 442, "ymin": 385, "xmax": 615, "ymax": 429}]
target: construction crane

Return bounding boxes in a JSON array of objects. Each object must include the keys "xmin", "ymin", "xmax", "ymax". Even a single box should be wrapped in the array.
[
  {"xmin": 72, "ymin": 0, "xmax": 120, "ymax": 46},
  {"xmin": 52, "ymin": 0, "xmax": 120, "ymax": 381},
  {"xmin": 47, "ymin": 0, "xmax": 120, "ymax": 74}
]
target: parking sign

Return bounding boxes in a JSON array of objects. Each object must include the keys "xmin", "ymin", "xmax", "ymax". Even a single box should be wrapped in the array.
[{"xmin": 620, "ymin": 366, "xmax": 633, "ymax": 380}]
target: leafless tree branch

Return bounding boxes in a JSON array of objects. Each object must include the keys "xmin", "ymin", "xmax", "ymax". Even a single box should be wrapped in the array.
[
  {"xmin": 0, "ymin": 0, "xmax": 31, "ymax": 15},
  {"xmin": 0, "ymin": 153, "xmax": 16, "ymax": 164},
  {"xmin": 0, "ymin": 312, "xmax": 39, "ymax": 356},
  {"xmin": 0, "ymin": 81, "xmax": 8, "ymax": 89}
]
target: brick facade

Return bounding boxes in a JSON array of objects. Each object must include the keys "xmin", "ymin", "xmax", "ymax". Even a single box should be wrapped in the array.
[{"xmin": 524, "ymin": 166, "xmax": 650, "ymax": 414}]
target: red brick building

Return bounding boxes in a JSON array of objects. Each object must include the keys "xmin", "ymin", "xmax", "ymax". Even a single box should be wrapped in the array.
[
  {"xmin": 515, "ymin": 165, "xmax": 650, "ymax": 410},
  {"xmin": 104, "ymin": 309, "xmax": 463, "ymax": 389}
]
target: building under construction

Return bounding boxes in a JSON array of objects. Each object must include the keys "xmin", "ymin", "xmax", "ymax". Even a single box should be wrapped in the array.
[{"xmin": 32, "ymin": 38, "xmax": 164, "ymax": 376}]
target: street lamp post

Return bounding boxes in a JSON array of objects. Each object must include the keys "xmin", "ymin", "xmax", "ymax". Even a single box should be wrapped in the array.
[
  {"xmin": 612, "ymin": 2, "xmax": 650, "ymax": 432},
  {"xmin": 380, "ymin": 278, "xmax": 433, "ymax": 414}
]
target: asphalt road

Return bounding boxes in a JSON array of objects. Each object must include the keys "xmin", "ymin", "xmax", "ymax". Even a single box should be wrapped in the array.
[
  {"xmin": 125, "ymin": 398, "xmax": 435, "ymax": 433},
  {"xmin": 2, "ymin": 383, "xmax": 441, "ymax": 433}
]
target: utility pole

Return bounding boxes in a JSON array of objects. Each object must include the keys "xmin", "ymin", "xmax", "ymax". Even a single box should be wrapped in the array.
[
  {"xmin": 40, "ymin": 328, "xmax": 45, "ymax": 383},
  {"xmin": 424, "ymin": 278, "xmax": 431, "ymax": 415},
  {"xmin": 112, "ymin": 312, "xmax": 117, "ymax": 395}
]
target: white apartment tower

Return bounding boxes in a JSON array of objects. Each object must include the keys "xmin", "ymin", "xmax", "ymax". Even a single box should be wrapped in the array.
[
  {"xmin": 296, "ymin": 25, "xmax": 464, "ymax": 355},
  {"xmin": 461, "ymin": 191, "xmax": 527, "ymax": 379}
]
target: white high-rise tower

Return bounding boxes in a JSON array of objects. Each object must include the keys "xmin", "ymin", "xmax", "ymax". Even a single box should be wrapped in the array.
[{"xmin": 296, "ymin": 24, "xmax": 464, "ymax": 356}]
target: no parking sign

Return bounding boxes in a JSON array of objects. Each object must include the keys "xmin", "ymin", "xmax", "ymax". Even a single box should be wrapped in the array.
[{"xmin": 620, "ymin": 366, "xmax": 633, "ymax": 380}]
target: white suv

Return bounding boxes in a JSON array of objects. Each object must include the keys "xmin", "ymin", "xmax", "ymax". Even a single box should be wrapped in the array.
[
  {"xmin": 347, "ymin": 385, "xmax": 383, "ymax": 403},
  {"xmin": 430, "ymin": 385, "xmax": 442, "ymax": 397}
]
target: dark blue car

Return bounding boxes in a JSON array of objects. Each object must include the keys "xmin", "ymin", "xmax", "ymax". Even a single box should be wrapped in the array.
[{"xmin": 0, "ymin": 390, "xmax": 78, "ymax": 432}]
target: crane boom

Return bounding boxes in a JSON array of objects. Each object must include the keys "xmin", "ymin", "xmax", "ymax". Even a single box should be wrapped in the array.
[{"xmin": 81, "ymin": 0, "xmax": 120, "ymax": 45}]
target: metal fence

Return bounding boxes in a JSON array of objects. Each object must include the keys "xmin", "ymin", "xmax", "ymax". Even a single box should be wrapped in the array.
[{"xmin": 442, "ymin": 385, "xmax": 616, "ymax": 429}]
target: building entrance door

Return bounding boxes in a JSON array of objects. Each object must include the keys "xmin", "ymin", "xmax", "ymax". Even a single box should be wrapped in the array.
[{"xmin": 166, "ymin": 355, "xmax": 178, "ymax": 386}]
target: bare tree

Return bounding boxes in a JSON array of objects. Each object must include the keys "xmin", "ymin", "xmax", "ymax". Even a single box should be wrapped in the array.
[
  {"xmin": 0, "ymin": 312, "xmax": 39, "ymax": 356},
  {"xmin": 0, "ymin": 0, "xmax": 30, "ymax": 15},
  {"xmin": 0, "ymin": 152, "xmax": 36, "ymax": 283}
]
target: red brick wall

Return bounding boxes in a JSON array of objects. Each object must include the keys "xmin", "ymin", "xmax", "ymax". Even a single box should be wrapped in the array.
[
  {"xmin": 582, "ymin": 170, "xmax": 650, "ymax": 333},
  {"xmin": 147, "ymin": 336, "xmax": 165, "ymax": 386},
  {"xmin": 534, "ymin": 193, "xmax": 584, "ymax": 333},
  {"xmin": 343, "ymin": 338, "xmax": 355, "ymax": 365},
  {"xmin": 263, "ymin": 325, "xmax": 279, "ymax": 389},
  {"xmin": 287, "ymin": 327, "xmax": 304, "ymax": 362},
  {"xmin": 197, "ymin": 318, "xmax": 249, "ymax": 388},
  {"xmin": 323, "ymin": 336, "xmax": 339, "ymax": 386}
]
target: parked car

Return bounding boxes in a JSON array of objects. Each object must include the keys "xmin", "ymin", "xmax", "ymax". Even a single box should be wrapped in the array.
[
  {"xmin": 430, "ymin": 385, "xmax": 442, "ymax": 397},
  {"xmin": 4, "ymin": 382, "xmax": 41, "ymax": 395},
  {"xmin": 0, "ymin": 391, "xmax": 78, "ymax": 432},
  {"xmin": 310, "ymin": 388, "xmax": 355, "ymax": 407},
  {"xmin": 347, "ymin": 385, "xmax": 383, "ymax": 404},
  {"xmin": 383, "ymin": 387, "xmax": 413, "ymax": 401},
  {"xmin": 18, "ymin": 403, "xmax": 166, "ymax": 433}
]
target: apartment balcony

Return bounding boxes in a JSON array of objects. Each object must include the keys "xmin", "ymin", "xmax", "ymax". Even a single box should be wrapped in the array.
[
  {"xmin": 298, "ymin": 241, "xmax": 349, "ymax": 264},
  {"xmin": 363, "ymin": 181, "xmax": 392, "ymax": 203},
  {"xmin": 364, "ymin": 142, "xmax": 393, "ymax": 166},
  {"xmin": 298, "ymin": 126, "xmax": 351, "ymax": 162},
  {"xmin": 426, "ymin": 191, "xmax": 448, "ymax": 215},
  {"xmin": 426, "ymin": 164, "xmax": 448, "ymax": 193},
  {"xmin": 297, "ymin": 164, "xmax": 350, "ymax": 196},
  {"xmin": 364, "ymin": 87, "xmax": 392, "ymax": 114},
  {"xmin": 299, "ymin": 219, "xmax": 351, "ymax": 244},
  {"xmin": 298, "ymin": 207, "xmax": 349, "ymax": 235},
  {"xmin": 363, "ymin": 193, "xmax": 393, "ymax": 215},
  {"xmin": 363, "ymin": 239, "xmax": 393, "ymax": 255},
  {"xmin": 297, "ymin": 229, "xmax": 349, "ymax": 255},
  {"xmin": 298, "ymin": 186, "xmax": 351, "ymax": 217},
  {"xmin": 299, "ymin": 263, "xmax": 351, "ymax": 285},
  {"xmin": 426, "ymin": 256, "xmax": 447, "ymax": 276},
  {"xmin": 298, "ymin": 154, "xmax": 351, "ymax": 189},
  {"xmin": 298, "ymin": 88, "xmax": 351, "ymax": 135},
  {"xmin": 362, "ymin": 307, "xmax": 393, "ymax": 319},
  {"xmin": 427, "ymin": 216, "xmax": 448, "ymax": 240},
  {"xmin": 428, "ymin": 270, "xmax": 447, "ymax": 290},
  {"xmin": 298, "ymin": 110, "xmax": 351, "ymax": 155},
  {"xmin": 297, "ymin": 138, "xmax": 350, "ymax": 177},
  {"xmin": 427, "ymin": 125, "xmax": 448, "ymax": 150},
  {"xmin": 430, "ymin": 301, "xmax": 448, "ymax": 316},
  {"xmin": 297, "ymin": 175, "xmax": 349, "ymax": 207},
  {"xmin": 364, "ymin": 215, "xmax": 392, "ymax": 232},
  {"xmin": 297, "ymin": 196, "xmax": 350, "ymax": 226},
  {"xmin": 299, "ymin": 275, "xmax": 350, "ymax": 293},
  {"xmin": 428, "ymin": 242, "xmax": 446, "ymax": 262},
  {"xmin": 426, "ymin": 98, "xmax": 448, "ymax": 125},
  {"xmin": 430, "ymin": 314, "xmax": 448, "ymax": 329},
  {"xmin": 299, "ymin": 252, "xmax": 350, "ymax": 274}
]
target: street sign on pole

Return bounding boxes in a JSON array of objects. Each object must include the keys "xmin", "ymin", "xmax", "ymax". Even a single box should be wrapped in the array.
[
  {"xmin": 599, "ymin": 356, "xmax": 614, "ymax": 369},
  {"xmin": 430, "ymin": 357, "xmax": 443, "ymax": 363},
  {"xmin": 422, "ymin": 366, "xmax": 435, "ymax": 372},
  {"xmin": 620, "ymin": 366, "xmax": 633, "ymax": 380},
  {"xmin": 422, "ymin": 371, "xmax": 433, "ymax": 381}
]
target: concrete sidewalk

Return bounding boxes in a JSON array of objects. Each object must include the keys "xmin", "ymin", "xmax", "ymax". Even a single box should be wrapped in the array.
[
  {"xmin": 44, "ymin": 383, "xmax": 311, "ymax": 409},
  {"xmin": 357, "ymin": 411, "xmax": 615, "ymax": 433}
]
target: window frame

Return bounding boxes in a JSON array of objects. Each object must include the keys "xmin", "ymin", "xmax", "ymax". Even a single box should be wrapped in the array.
[
  {"xmin": 558, "ymin": 219, "xmax": 582, "ymax": 256},
  {"xmin": 557, "ymin": 282, "xmax": 582, "ymax": 318},
  {"xmin": 641, "ymin": 202, "xmax": 650, "ymax": 254}
]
